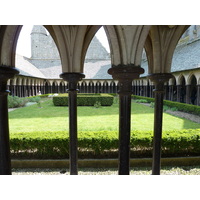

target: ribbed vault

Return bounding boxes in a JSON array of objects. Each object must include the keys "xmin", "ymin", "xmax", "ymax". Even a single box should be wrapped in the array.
[
  {"xmin": 45, "ymin": 25, "xmax": 101, "ymax": 73},
  {"xmin": 145, "ymin": 25, "xmax": 189, "ymax": 74},
  {"xmin": 104, "ymin": 25, "xmax": 151, "ymax": 66}
]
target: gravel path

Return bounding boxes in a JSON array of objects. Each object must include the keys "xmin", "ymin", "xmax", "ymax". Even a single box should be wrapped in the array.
[
  {"xmin": 12, "ymin": 166, "xmax": 200, "ymax": 175},
  {"xmin": 166, "ymin": 110, "xmax": 200, "ymax": 123},
  {"xmin": 141, "ymin": 103, "xmax": 200, "ymax": 123}
]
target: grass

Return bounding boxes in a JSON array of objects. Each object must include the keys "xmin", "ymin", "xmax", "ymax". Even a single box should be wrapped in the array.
[{"xmin": 8, "ymin": 98, "xmax": 200, "ymax": 134}]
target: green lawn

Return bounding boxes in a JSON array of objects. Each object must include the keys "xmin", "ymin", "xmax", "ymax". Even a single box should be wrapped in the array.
[{"xmin": 8, "ymin": 99, "xmax": 200, "ymax": 134}]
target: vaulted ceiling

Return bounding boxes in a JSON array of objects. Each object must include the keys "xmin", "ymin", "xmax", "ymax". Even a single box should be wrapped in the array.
[{"xmin": 0, "ymin": 25, "xmax": 190, "ymax": 76}]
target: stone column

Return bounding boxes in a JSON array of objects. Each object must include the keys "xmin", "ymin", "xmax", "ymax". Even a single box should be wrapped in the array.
[
  {"xmin": 148, "ymin": 73, "xmax": 173, "ymax": 175},
  {"xmin": 177, "ymin": 85, "xmax": 181, "ymax": 102},
  {"xmin": 108, "ymin": 65, "xmax": 144, "ymax": 175},
  {"xmin": 60, "ymin": 72, "xmax": 85, "ymax": 175},
  {"xmin": 0, "ymin": 66, "xmax": 19, "ymax": 175},
  {"xmin": 186, "ymin": 85, "xmax": 191, "ymax": 104},
  {"xmin": 170, "ymin": 85, "xmax": 174, "ymax": 101},
  {"xmin": 197, "ymin": 85, "xmax": 200, "ymax": 106}
]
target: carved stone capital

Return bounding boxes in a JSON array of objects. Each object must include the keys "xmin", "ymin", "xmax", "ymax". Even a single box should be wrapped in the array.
[
  {"xmin": 108, "ymin": 64, "xmax": 144, "ymax": 95},
  {"xmin": 60, "ymin": 72, "xmax": 85, "ymax": 91},
  {"xmin": 148, "ymin": 73, "xmax": 173, "ymax": 92},
  {"xmin": 108, "ymin": 64, "xmax": 144, "ymax": 81},
  {"xmin": 0, "ymin": 65, "xmax": 19, "ymax": 94}
]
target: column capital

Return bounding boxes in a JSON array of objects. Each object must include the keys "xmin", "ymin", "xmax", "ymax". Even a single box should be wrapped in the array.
[
  {"xmin": 0, "ymin": 66, "xmax": 19, "ymax": 94},
  {"xmin": 60, "ymin": 72, "xmax": 85, "ymax": 90},
  {"xmin": 0, "ymin": 65, "xmax": 19, "ymax": 81},
  {"xmin": 148, "ymin": 73, "xmax": 173, "ymax": 92},
  {"xmin": 108, "ymin": 65, "xmax": 144, "ymax": 95},
  {"xmin": 108, "ymin": 64, "xmax": 144, "ymax": 81}
]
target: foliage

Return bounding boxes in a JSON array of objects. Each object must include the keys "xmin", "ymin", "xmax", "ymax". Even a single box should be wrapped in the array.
[
  {"xmin": 135, "ymin": 99, "xmax": 148, "ymax": 103},
  {"xmin": 133, "ymin": 95, "xmax": 200, "ymax": 115},
  {"xmin": 8, "ymin": 95, "xmax": 28, "ymax": 108},
  {"xmin": 27, "ymin": 96, "xmax": 41, "ymax": 103},
  {"xmin": 53, "ymin": 93, "xmax": 114, "ymax": 106},
  {"xmin": 10, "ymin": 129, "xmax": 200, "ymax": 159},
  {"xmin": 94, "ymin": 101, "xmax": 101, "ymax": 108}
]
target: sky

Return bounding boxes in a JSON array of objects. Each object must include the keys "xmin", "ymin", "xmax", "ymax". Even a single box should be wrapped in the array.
[{"xmin": 16, "ymin": 25, "xmax": 110, "ymax": 58}]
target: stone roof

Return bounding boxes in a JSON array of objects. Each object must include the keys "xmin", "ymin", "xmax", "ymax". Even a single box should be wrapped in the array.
[
  {"xmin": 171, "ymin": 38, "xmax": 200, "ymax": 72},
  {"xmin": 85, "ymin": 36, "xmax": 110, "ymax": 61},
  {"xmin": 15, "ymin": 54, "xmax": 46, "ymax": 78},
  {"xmin": 141, "ymin": 38, "xmax": 200, "ymax": 77},
  {"xmin": 31, "ymin": 25, "xmax": 47, "ymax": 36},
  {"xmin": 84, "ymin": 60, "xmax": 111, "ymax": 79}
]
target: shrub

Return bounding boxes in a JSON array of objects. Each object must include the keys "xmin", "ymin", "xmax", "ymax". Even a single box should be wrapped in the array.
[
  {"xmin": 94, "ymin": 101, "xmax": 101, "ymax": 108},
  {"xmin": 27, "ymin": 96, "xmax": 41, "ymax": 103},
  {"xmin": 53, "ymin": 93, "xmax": 114, "ymax": 106},
  {"xmin": 133, "ymin": 95, "xmax": 200, "ymax": 115},
  {"xmin": 135, "ymin": 99, "xmax": 148, "ymax": 103},
  {"xmin": 8, "ymin": 95, "xmax": 28, "ymax": 108},
  {"xmin": 10, "ymin": 129, "xmax": 200, "ymax": 159}
]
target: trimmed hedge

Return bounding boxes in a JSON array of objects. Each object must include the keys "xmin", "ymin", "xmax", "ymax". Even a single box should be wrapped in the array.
[
  {"xmin": 10, "ymin": 129, "xmax": 200, "ymax": 159},
  {"xmin": 133, "ymin": 95, "xmax": 200, "ymax": 115},
  {"xmin": 53, "ymin": 93, "xmax": 114, "ymax": 106}
]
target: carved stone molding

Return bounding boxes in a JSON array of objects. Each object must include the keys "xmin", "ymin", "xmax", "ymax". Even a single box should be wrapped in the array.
[
  {"xmin": 108, "ymin": 65, "xmax": 144, "ymax": 95},
  {"xmin": 60, "ymin": 72, "xmax": 85, "ymax": 90},
  {"xmin": 0, "ymin": 65, "xmax": 19, "ymax": 94}
]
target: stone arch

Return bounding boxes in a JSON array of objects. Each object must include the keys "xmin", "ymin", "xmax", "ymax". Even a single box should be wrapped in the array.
[
  {"xmin": 110, "ymin": 81, "xmax": 116, "ymax": 93},
  {"xmin": 170, "ymin": 77, "xmax": 177, "ymax": 101},
  {"xmin": 59, "ymin": 81, "xmax": 66, "ymax": 93},
  {"xmin": 189, "ymin": 74, "xmax": 197, "ymax": 105},
  {"xmin": 187, "ymin": 73, "xmax": 197, "ymax": 85},
  {"xmin": 102, "ymin": 81, "xmax": 108, "ymax": 93},
  {"xmin": 88, "ymin": 81, "xmax": 94, "ymax": 93},
  {"xmin": 44, "ymin": 25, "xmax": 101, "ymax": 73},
  {"xmin": 177, "ymin": 74, "xmax": 186, "ymax": 85},
  {"xmin": 178, "ymin": 75, "xmax": 186, "ymax": 103},
  {"xmin": 104, "ymin": 25, "xmax": 151, "ymax": 66},
  {"xmin": 44, "ymin": 80, "xmax": 50, "ymax": 94},
  {"xmin": 52, "ymin": 81, "xmax": 58, "ymax": 93},
  {"xmin": 0, "ymin": 25, "xmax": 22, "ymax": 66}
]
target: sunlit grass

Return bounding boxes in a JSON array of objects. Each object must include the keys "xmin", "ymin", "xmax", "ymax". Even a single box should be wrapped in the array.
[{"xmin": 8, "ymin": 99, "xmax": 200, "ymax": 134}]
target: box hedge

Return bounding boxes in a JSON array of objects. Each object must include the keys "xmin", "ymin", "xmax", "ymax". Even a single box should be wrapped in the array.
[
  {"xmin": 133, "ymin": 95, "xmax": 200, "ymax": 115},
  {"xmin": 53, "ymin": 93, "xmax": 114, "ymax": 106},
  {"xmin": 10, "ymin": 129, "xmax": 200, "ymax": 159}
]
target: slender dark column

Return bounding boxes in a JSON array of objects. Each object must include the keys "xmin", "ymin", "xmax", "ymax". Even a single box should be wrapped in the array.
[
  {"xmin": 108, "ymin": 65, "xmax": 144, "ymax": 175},
  {"xmin": 186, "ymin": 85, "xmax": 191, "ymax": 104},
  {"xmin": 148, "ymin": 73, "xmax": 173, "ymax": 175},
  {"xmin": 176, "ymin": 85, "xmax": 181, "ymax": 102},
  {"xmin": 168, "ymin": 85, "xmax": 172, "ymax": 101},
  {"xmin": 0, "ymin": 66, "xmax": 19, "ymax": 175},
  {"xmin": 197, "ymin": 85, "xmax": 200, "ymax": 106},
  {"xmin": 60, "ymin": 72, "xmax": 85, "ymax": 175}
]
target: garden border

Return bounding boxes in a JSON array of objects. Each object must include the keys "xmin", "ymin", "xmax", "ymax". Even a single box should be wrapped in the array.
[{"xmin": 11, "ymin": 156, "xmax": 200, "ymax": 168}]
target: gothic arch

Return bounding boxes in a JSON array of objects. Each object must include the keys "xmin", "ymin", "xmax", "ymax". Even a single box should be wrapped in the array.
[
  {"xmin": 177, "ymin": 74, "xmax": 186, "ymax": 85},
  {"xmin": 187, "ymin": 73, "xmax": 197, "ymax": 85},
  {"xmin": 45, "ymin": 25, "xmax": 101, "ymax": 73},
  {"xmin": 104, "ymin": 25, "xmax": 151, "ymax": 66}
]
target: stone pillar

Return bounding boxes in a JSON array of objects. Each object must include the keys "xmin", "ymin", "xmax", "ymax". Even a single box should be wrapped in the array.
[
  {"xmin": 148, "ymin": 73, "xmax": 173, "ymax": 175},
  {"xmin": 60, "ymin": 72, "xmax": 85, "ymax": 175},
  {"xmin": 186, "ymin": 85, "xmax": 191, "ymax": 104},
  {"xmin": 0, "ymin": 66, "xmax": 19, "ymax": 175},
  {"xmin": 177, "ymin": 85, "xmax": 181, "ymax": 102},
  {"xmin": 197, "ymin": 85, "xmax": 200, "ymax": 106},
  {"xmin": 108, "ymin": 65, "xmax": 144, "ymax": 175}
]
